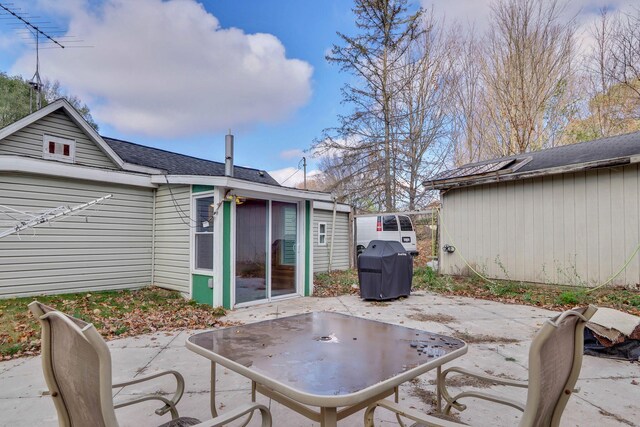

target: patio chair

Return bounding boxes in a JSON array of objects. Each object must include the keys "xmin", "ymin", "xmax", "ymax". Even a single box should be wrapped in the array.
[
  {"xmin": 29, "ymin": 301, "xmax": 272, "ymax": 427},
  {"xmin": 364, "ymin": 305, "xmax": 597, "ymax": 427}
]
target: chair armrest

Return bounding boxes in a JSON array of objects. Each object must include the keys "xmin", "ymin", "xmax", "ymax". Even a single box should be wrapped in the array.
[
  {"xmin": 113, "ymin": 370, "xmax": 185, "ymax": 418},
  {"xmin": 112, "ymin": 370, "xmax": 185, "ymax": 389},
  {"xmin": 192, "ymin": 403, "xmax": 272, "ymax": 427},
  {"xmin": 114, "ymin": 395, "xmax": 180, "ymax": 419},
  {"xmin": 438, "ymin": 367, "xmax": 526, "ymax": 415},
  {"xmin": 440, "ymin": 367, "xmax": 528, "ymax": 388},
  {"xmin": 365, "ymin": 399, "xmax": 464, "ymax": 427}
]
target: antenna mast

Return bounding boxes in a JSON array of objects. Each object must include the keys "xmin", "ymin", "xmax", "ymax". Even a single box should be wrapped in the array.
[{"xmin": 0, "ymin": 2, "xmax": 65, "ymax": 112}]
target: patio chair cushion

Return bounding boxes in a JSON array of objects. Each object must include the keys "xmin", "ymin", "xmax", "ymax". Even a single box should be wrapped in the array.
[{"xmin": 157, "ymin": 417, "xmax": 201, "ymax": 427}]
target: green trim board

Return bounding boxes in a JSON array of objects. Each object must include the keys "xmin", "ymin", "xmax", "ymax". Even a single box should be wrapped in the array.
[
  {"xmin": 192, "ymin": 274, "xmax": 213, "ymax": 305},
  {"xmin": 305, "ymin": 200, "xmax": 311, "ymax": 296},
  {"xmin": 192, "ymin": 185, "xmax": 215, "ymax": 193},
  {"xmin": 222, "ymin": 200, "xmax": 232, "ymax": 309}
]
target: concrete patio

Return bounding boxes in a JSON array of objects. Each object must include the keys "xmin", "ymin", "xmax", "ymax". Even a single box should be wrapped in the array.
[{"xmin": 1, "ymin": 291, "xmax": 638, "ymax": 426}]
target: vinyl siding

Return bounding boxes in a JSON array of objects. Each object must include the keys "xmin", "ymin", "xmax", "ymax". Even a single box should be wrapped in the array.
[
  {"xmin": 153, "ymin": 185, "xmax": 190, "ymax": 293},
  {"xmin": 313, "ymin": 209, "xmax": 350, "ymax": 272},
  {"xmin": 440, "ymin": 165, "xmax": 640, "ymax": 288},
  {"xmin": 0, "ymin": 173, "xmax": 153, "ymax": 297},
  {"xmin": 0, "ymin": 110, "xmax": 117, "ymax": 169}
]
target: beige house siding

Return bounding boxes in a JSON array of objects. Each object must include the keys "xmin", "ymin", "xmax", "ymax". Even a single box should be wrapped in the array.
[
  {"xmin": 153, "ymin": 185, "xmax": 191, "ymax": 293},
  {"xmin": 0, "ymin": 110, "xmax": 117, "ymax": 169},
  {"xmin": 313, "ymin": 209, "xmax": 350, "ymax": 272},
  {"xmin": 440, "ymin": 164, "xmax": 640, "ymax": 288},
  {"xmin": 0, "ymin": 173, "xmax": 154, "ymax": 297}
]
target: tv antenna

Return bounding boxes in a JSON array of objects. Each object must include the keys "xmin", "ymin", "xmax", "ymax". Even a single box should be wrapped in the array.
[{"xmin": 0, "ymin": 2, "xmax": 65, "ymax": 112}]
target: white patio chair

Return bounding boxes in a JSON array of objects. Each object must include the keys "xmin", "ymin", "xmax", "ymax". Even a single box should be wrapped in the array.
[
  {"xmin": 29, "ymin": 301, "xmax": 271, "ymax": 427},
  {"xmin": 364, "ymin": 305, "xmax": 597, "ymax": 427}
]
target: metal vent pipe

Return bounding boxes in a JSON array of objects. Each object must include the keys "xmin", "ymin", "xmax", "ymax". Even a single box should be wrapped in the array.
[{"xmin": 225, "ymin": 132, "xmax": 234, "ymax": 177}]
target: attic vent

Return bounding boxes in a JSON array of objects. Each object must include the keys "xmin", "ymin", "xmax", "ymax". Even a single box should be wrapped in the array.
[
  {"xmin": 258, "ymin": 171, "xmax": 265, "ymax": 177},
  {"xmin": 43, "ymin": 134, "xmax": 75, "ymax": 164}
]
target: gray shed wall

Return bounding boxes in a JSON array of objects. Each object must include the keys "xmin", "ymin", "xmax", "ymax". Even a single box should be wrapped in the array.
[
  {"xmin": 440, "ymin": 165, "xmax": 640, "ymax": 287},
  {"xmin": 313, "ymin": 209, "xmax": 350, "ymax": 272},
  {"xmin": 153, "ymin": 185, "xmax": 191, "ymax": 293},
  {"xmin": 0, "ymin": 110, "xmax": 118, "ymax": 169},
  {"xmin": 0, "ymin": 173, "xmax": 154, "ymax": 297}
]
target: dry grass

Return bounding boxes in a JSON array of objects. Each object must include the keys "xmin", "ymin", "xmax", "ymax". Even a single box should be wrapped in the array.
[
  {"xmin": 0, "ymin": 287, "xmax": 231, "ymax": 360},
  {"xmin": 452, "ymin": 330, "xmax": 520, "ymax": 344},
  {"xmin": 313, "ymin": 270, "xmax": 359, "ymax": 297},
  {"xmin": 413, "ymin": 267, "xmax": 640, "ymax": 316},
  {"xmin": 407, "ymin": 312, "xmax": 457, "ymax": 323},
  {"xmin": 427, "ymin": 376, "xmax": 493, "ymax": 389},
  {"xmin": 315, "ymin": 267, "xmax": 640, "ymax": 316},
  {"xmin": 368, "ymin": 301, "xmax": 391, "ymax": 307},
  {"xmin": 407, "ymin": 379, "xmax": 464, "ymax": 423},
  {"xmin": 598, "ymin": 409, "xmax": 636, "ymax": 426}
]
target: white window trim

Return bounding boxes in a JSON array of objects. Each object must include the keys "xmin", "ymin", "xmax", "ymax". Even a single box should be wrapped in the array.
[
  {"xmin": 42, "ymin": 134, "xmax": 75, "ymax": 163},
  {"xmin": 192, "ymin": 192, "xmax": 215, "ymax": 274},
  {"xmin": 318, "ymin": 222, "xmax": 327, "ymax": 246}
]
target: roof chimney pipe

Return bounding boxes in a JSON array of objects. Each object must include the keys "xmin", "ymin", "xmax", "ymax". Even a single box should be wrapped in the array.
[{"xmin": 225, "ymin": 131, "xmax": 234, "ymax": 178}]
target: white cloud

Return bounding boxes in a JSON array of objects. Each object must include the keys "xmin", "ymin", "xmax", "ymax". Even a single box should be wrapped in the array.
[
  {"xmin": 311, "ymin": 136, "xmax": 360, "ymax": 160},
  {"xmin": 11, "ymin": 0, "xmax": 313, "ymax": 137},
  {"xmin": 423, "ymin": 0, "xmax": 636, "ymax": 43},
  {"xmin": 423, "ymin": 0, "xmax": 492, "ymax": 32},
  {"xmin": 0, "ymin": 34, "xmax": 18, "ymax": 50},
  {"xmin": 279, "ymin": 148, "xmax": 305, "ymax": 160},
  {"xmin": 269, "ymin": 167, "xmax": 321, "ymax": 187}
]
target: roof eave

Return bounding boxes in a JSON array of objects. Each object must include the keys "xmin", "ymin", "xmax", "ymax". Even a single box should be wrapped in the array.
[
  {"xmin": 0, "ymin": 155, "xmax": 156, "ymax": 188},
  {"xmin": 151, "ymin": 174, "xmax": 334, "ymax": 201},
  {"xmin": 424, "ymin": 155, "xmax": 637, "ymax": 190}
]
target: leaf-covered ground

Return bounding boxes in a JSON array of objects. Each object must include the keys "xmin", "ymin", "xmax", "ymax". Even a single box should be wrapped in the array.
[
  {"xmin": 313, "ymin": 270, "xmax": 361, "ymax": 297},
  {"xmin": 0, "ymin": 287, "xmax": 231, "ymax": 360},
  {"xmin": 313, "ymin": 268, "xmax": 640, "ymax": 316}
]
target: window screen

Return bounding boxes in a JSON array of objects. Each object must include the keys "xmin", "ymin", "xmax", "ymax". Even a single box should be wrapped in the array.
[
  {"xmin": 398, "ymin": 215, "xmax": 413, "ymax": 231},
  {"xmin": 194, "ymin": 196, "xmax": 214, "ymax": 270},
  {"xmin": 382, "ymin": 215, "xmax": 398, "ymax": 231},
  {"xmin": 195, "ymin": 234, "xmax": 213, "ymax": 270}
]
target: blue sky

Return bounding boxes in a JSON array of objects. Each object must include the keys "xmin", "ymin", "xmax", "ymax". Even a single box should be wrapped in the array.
[
  {"xmin": 0, "ymin": 0, "xmax": 357, "ymax": 184},
  {"xmin": 201, "ymin": 0, "xmax": 357, "ymax": 183},
  {"xmin": 0, "ymin": 0, "xmax": 633, "ymax": 185}
]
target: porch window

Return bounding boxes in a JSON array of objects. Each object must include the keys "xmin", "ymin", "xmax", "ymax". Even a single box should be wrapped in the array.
[
  {"xmin": 318, "ymin": 222, "xmax": 327, "ymax": 246},
  {"xmin": 194, "ymin": 196, "xmax": 214, "ymax": 271}
]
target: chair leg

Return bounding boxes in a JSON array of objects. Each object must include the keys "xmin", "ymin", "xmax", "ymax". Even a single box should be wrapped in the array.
[
  {"xmin": 364, "ymin": 403, "xmax": 378, "ymax": 427},
  {"xmin": 210, "ymin": 362, "xmax": 218, "ymax": 418},
  {"xmin": 394, "ymin": 387, "xmax": 408, "ymax": 427},
  {"xmin": 436, "ymin": 366, "xmax": 442, "ymax": 413}
]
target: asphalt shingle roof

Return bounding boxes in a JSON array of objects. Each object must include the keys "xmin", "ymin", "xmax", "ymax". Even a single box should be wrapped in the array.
[
  {"xmin": 103, "ymin": 136, "xmax": 280, "ymax": 186},
  {"xmin": 428, "ymin": 131, "xmax": 640, "ymax": 185}
]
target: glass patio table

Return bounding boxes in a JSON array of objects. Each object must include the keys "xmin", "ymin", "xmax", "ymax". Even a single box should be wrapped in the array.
[{"xmin": 186, "ymin": 311, "xmax": 467, "ymax": 427}]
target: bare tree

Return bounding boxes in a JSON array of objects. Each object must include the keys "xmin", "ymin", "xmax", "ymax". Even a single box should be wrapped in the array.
[
  {"xmin": 480, "ymin": 0, "xmax": 578, "ymax": 156},
  {"xmin": 588, "ymin": 9, "xmax": 616, "ymax": 137},
  {"xmin": 451, "ymin": 29, "xmax": 486, "ymax": 165},
  {"xmin": 392, "ymin": 10, "xmax": 457, "ymax": 209},
  {"xmin": 313, "ymin": 0, "xmax": 423, "ymax": 211},
  {"xmin": 563, "ymin": 8, "xmax": 640, "ymax": 143},
  {"xmin": 310, "ymin": 153, "xmax": 386, "ymax": 210},
  {"xmin": 606, "ymin": 7, "xmax": 640, "ymax": 99}
]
